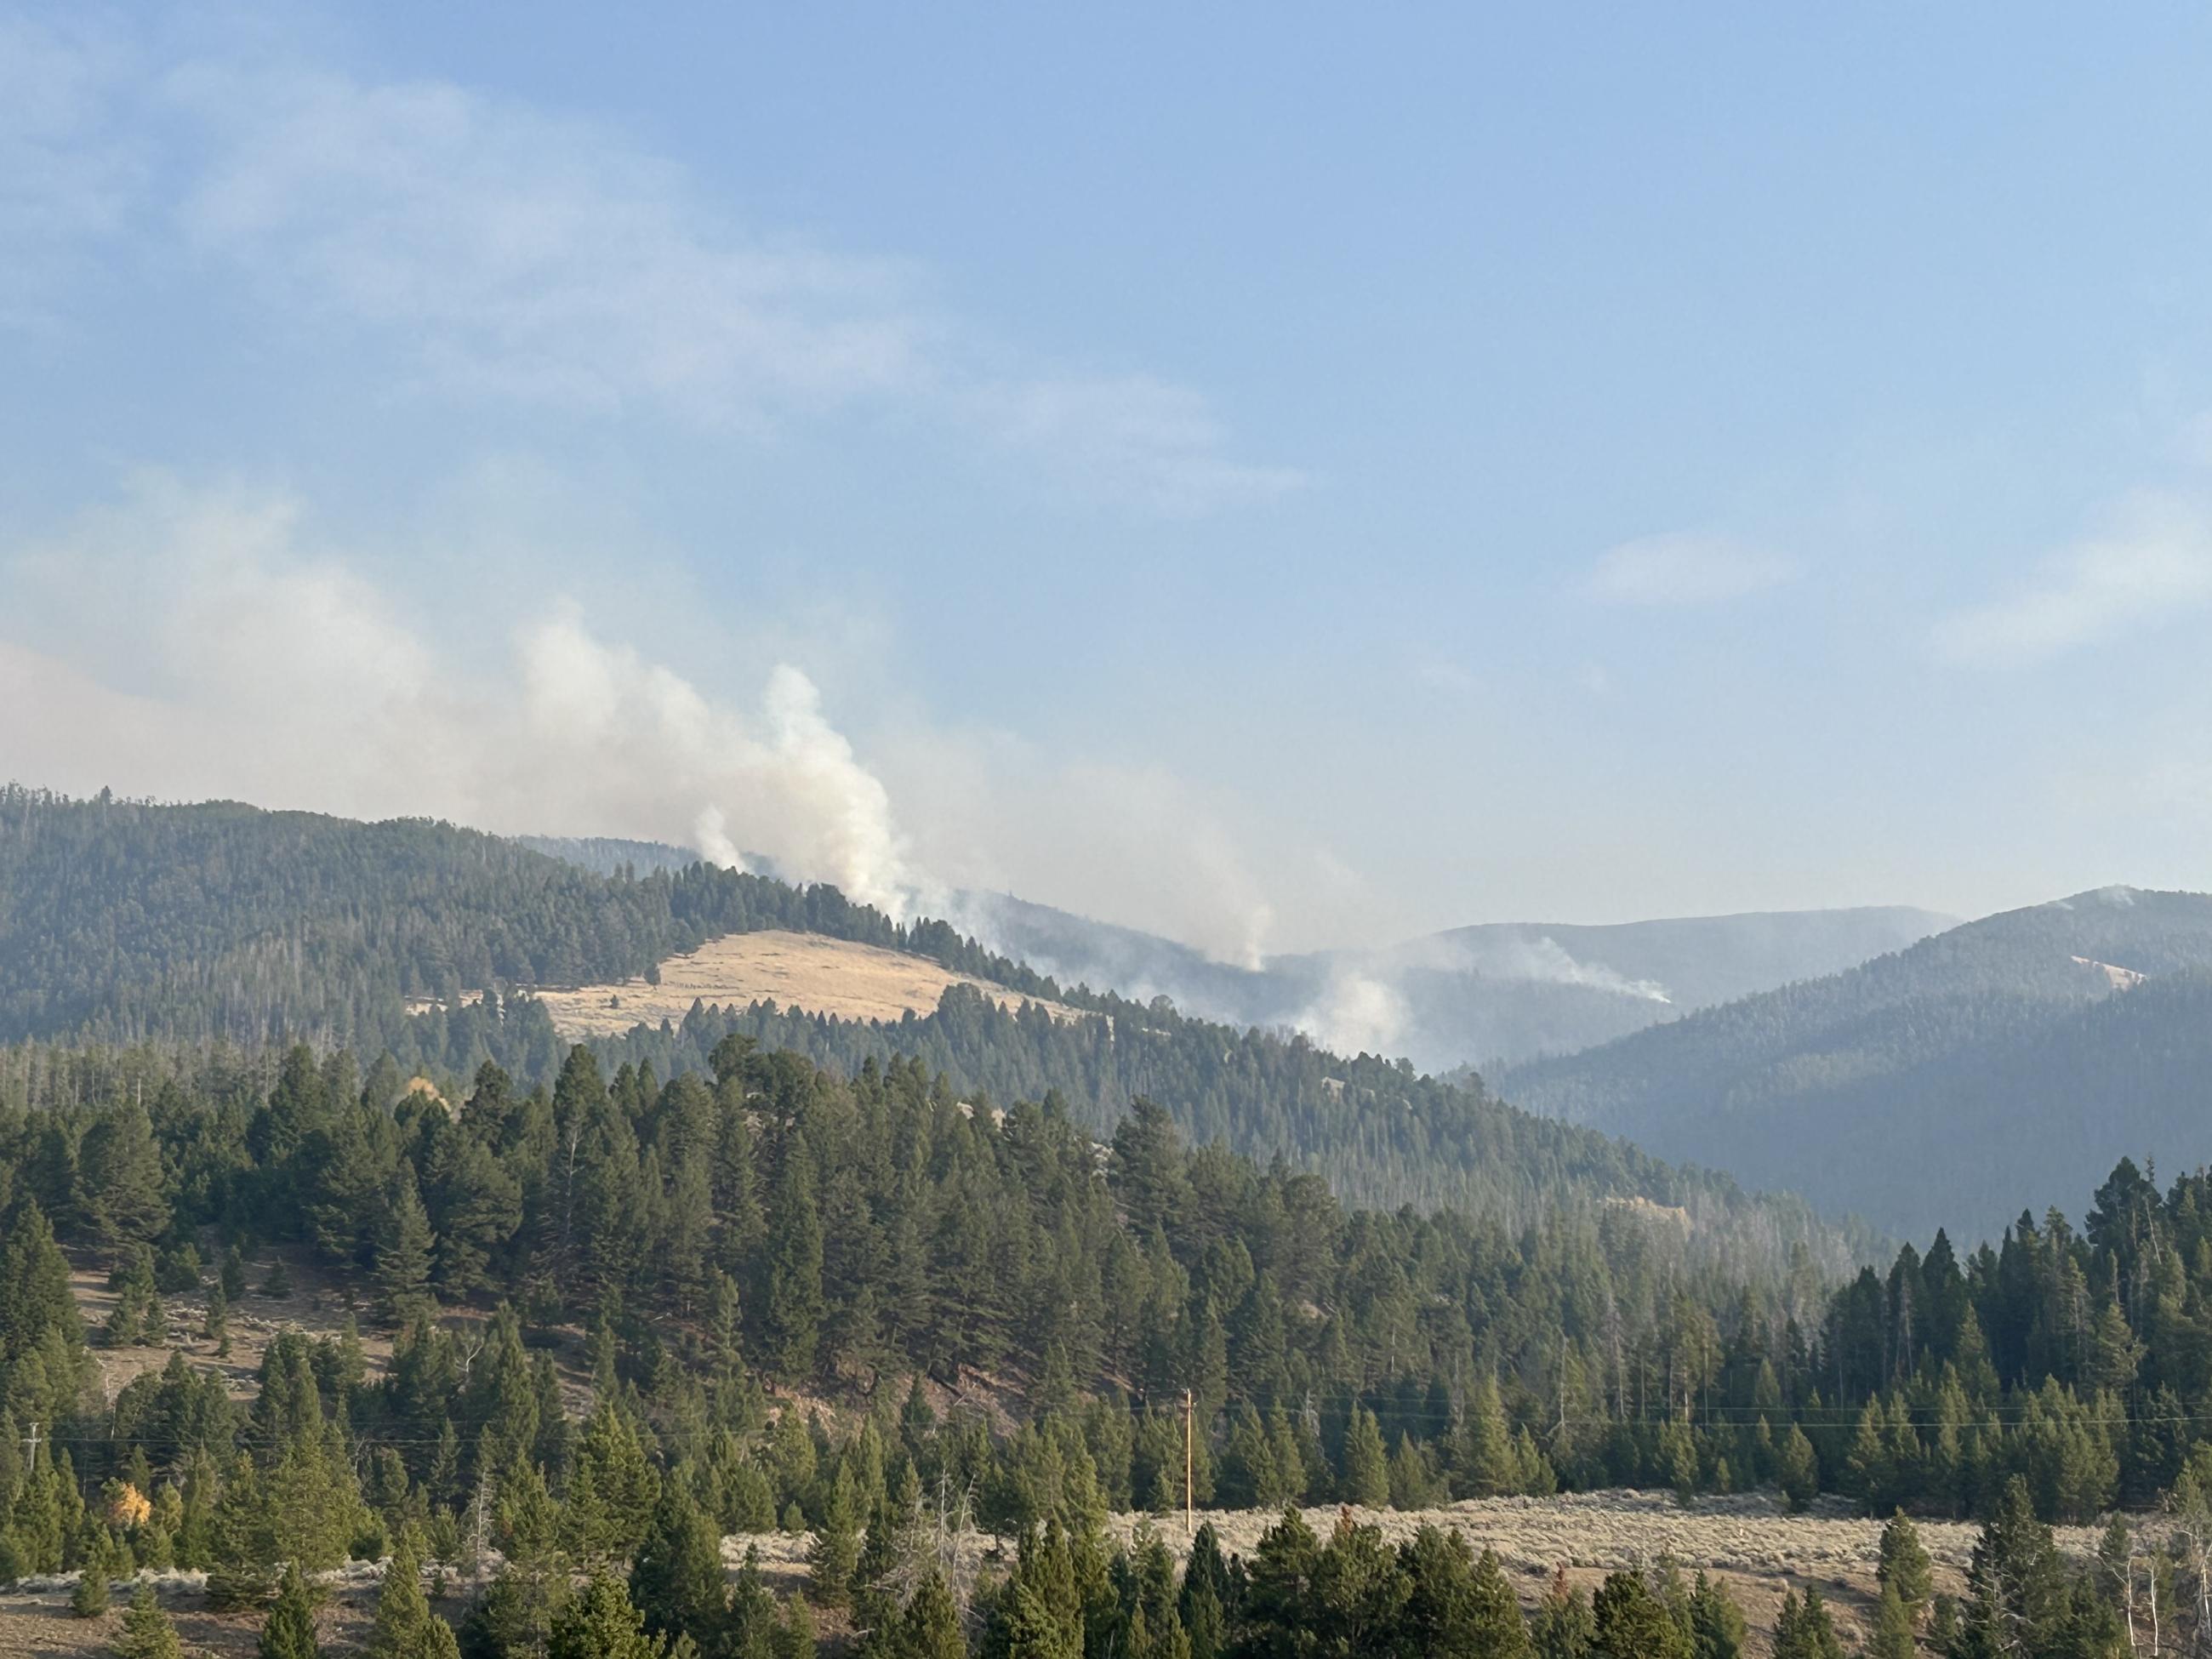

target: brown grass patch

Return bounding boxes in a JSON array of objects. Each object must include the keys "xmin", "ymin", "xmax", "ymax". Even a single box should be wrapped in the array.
[{"xmin": 527, "ymin": 930, "xmax": 1085, "ymax": 1040}]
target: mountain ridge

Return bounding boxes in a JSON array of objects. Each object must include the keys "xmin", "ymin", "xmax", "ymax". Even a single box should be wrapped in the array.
[{"xmin": 1499, "ymin": 887, "xmax": 2212, "ymax": 1238}]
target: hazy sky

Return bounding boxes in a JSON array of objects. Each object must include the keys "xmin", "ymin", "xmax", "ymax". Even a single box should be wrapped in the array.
[{"xmin": 7, "ymin": 3, "xmax": 2212, "ymax": 957}]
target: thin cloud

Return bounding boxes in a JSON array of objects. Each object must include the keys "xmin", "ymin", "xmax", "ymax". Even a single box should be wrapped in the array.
[
  {"xmin": 1933, "ymin": 492, "xmax": 2212, "ymax": 666},
  {"xmin": 1582, "ymin": 532, "xmax": 1796, "ymax": 607},
  {"xmin": 0, "ymin": 10, "xmax": 139, "ymax": 328},
  {"xmin": 142, "ymin": 49, "xmax": 1294, "ymax": 510},
  {"xmin": 3, "ymin": 17, "xmax": 1294, "ymax": 513},
  {"xmin": 168, "ymin": 63, "xmax": 928, "ymax": 423},
  {"xmin": 973, "ymin": 374, "xmax": 1306, "ymax": 515}
]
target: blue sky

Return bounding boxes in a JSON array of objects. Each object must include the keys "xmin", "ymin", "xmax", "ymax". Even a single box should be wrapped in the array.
[{"xmin": 6, "ymin": 3, "xmax": 2212, "ymax": 956}]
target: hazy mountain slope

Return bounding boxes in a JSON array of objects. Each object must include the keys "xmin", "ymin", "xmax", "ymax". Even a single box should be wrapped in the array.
[
  {"xmin": 0, "ymin": 786, "xmax": 970, "ymax": 1050},
  {"xmin": 0, "ymin": 786, "xmax": 1873, "ymax": 1273},
  {"xmin": 955, "ymin": 890, "xmax": 1949, "ymax": 1070},
  {"xmin": 1500, "ymin": 887, "xmax": 2212, "ymax": 1238},
  {"xmin": 510, "ymin": 833, "xmax": 704, "ymax": 876},
  {"xmin": 1416, "ymin": 907, "xmax": 1958, "ymax": 1010}
]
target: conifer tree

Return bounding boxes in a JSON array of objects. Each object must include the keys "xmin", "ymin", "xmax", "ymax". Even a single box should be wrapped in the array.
[
  {"xmin": 79, "ymin": 1102, "xmax": 169, "ymax": 1250},
  {"xmin": 765, "ymin": 1142, "xmax": 825, "ymax": 1378},
  {"xmin": 115, "ymin": 1581, "xmax": 185, "ymax": 1659},
  {"xmin": 69, "ymin": 1529, "xmax": 114, "ymax": 1617},
  {"xmin": 257, "ymin": 1561, "xmax": 323, "ymax": 1659},
  {"xmin": 1397, "ymin": 1527, "xmax": 1528, "ymax": 1659},
  {"xmin": 568, "ymin": 1403, "xmax": 661, "ymax": 1566},
  {"xmin": 809, "ymin": 1464, "xmax": 863, "ymax": 1608},
  {"xmin": 376, "ymin": 1169, "xmax": 437, "ymax": 1327},
  {"xmin": 1958, "ymin": 1476, "xmax": 2067, "ymax": 1659},
  {"xmin": 1339, "ymin": 1406, "xmax": 1389, "ymax": 1508},
  {"xmin": 550, "ymin": 1573, "xmax": 663, "ymax": 1659},
  {"xmin": 1864, "ymin": 1585, "xmax": 1916, "ymax": 1659},
  {"xmin": 1770, "ymin": 1588, "xmax": 1844, "ymax": 1659},
  {"xmin": 1531, "ymin": 1568, "xmax": 1593, "ymax": 1659},
  {"xmin": 772, "ymin": 1595, "xmax": 818, "ymax": 1659},
  {"xmin": 630, "ymin": 1483, "xmax": 727, "ymax": 1651},
  {"xmin": 1592, "ymin": 1570, "xmax": 1688, "ymax": 1659},
  {"xmin": 1456, "ymin": 1373, "xmax": 1518, "ymax": 1497},
  {"xmin": 207, "ymin": 1455, "xmax": 277, "ymax": 1610},
  {"xmin": 220, "ymin": 1246, "xmax": 249, "ymax": 1303},
  {"xmin": 1877, "ymin": 1509, "xmax": 1933, "ymax": 1616},
  {"xmin": 364, "ymin": 1537, "xmax": 459, "ymax": 1659},
  {"xmin": 901, "ymin": 1571, "xmax": 968, "ymax": 1659},
  {"xmin": 1776, "ymin": 1424, "xmax": 1820, "ymax": 1513},
  {"xmin": 1685, "ymin": 1571, "xmax": 1746, "ymax": 1659}
]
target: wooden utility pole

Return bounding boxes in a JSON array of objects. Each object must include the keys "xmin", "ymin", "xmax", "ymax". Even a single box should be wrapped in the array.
[{"xmin": 1182, "ymin": 1389, "xmax": 1194, "ymax": 1541}]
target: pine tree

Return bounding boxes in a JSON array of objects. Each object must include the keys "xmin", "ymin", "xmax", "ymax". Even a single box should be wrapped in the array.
[
  {"xmin": 808, "ymin": 1464, "xmax": 863, "ymax": 1608},
  {"xmin": 567, "ymin": 1403, "xmax": 660, "ymax": 1567},
  {"xmin": 1592, "ymin": 1570, "xmax": 1688, "ymax": 1659},
  {"xmin": 773, "ymin": 1595, "xmax": 818, "ymax": 1659},
  {"xmin": 364, "ymin": 1538, "xmax": 459, "ymax": 1659},
  {"xmin": 998, "ymin": 1579, "xmax": 1081, "ymax": 1659},
  {"xmin": 1864, "ymin": 1585, "xmax": 1916, "ymax": 1659},
  {"xmin": 69, "ymin": 1529, "xmax": 114, "ymax": 1617},
  {"xmin": 205, "ymin": 1277, "xmax": 231, "ymax": 1357},
  {"xmin": 1846, "ymin": 1400, "xmax": 1891, "ymax": 1514},
  {"xmin": 1456, "ymin": 1373, "xmax": 1518, "ymax": 1497},
  {"xmin": 79, "ymin": 1102, "xmax": 170, "ymax": 1249},
  {"xmin": 115, "ymin": 1581, "xmax": 185, "ymax": 1659},
  {"xmin": 1531, "ymin": 1568, "xmax": 1593, "ymax": 1659},
  {"xmin": 1958, "ymin": 1476, "xmax": 2067, "ymax": 1659},
  {"xmin": 1397, "ymin": 1528, "xmax": 1529, "ymax": 1659},
  {"xmin": 1339, "ymin": 1406, "xmax": 1389, "ymax": 1508},
  {"xmin": 375, "ymin": 1170, "xmax": 437, "ymax": 1327},
  {"xmin": 220, "ymin": 1246, "xmax": 249, "ymax": 1302},
  {"xmin": 630, "ymin": 1484, "xmax": 727, "ymax": 1651},
  {"xmin": 1877, "ymin": 1509, "xmax": 1933, "ymax": 1615},
  {"xmin": 550, "ymin": 1574, "xmax": 664, "ymax": 1659},
  {"xmin": 0, "ymin": 1197, "xmax": 79, "ymax": 1362},
  {"xmin": 1776, "ymin": 1424, "xmax": 1820, "ymax": 1513},
  {"xmin": 765, "ymin": 1143, "xmax": 824, "ymax": 1378},
  {"xmin": 1685, "ymin": 1571, "xmax": 1746, "ymax": 1659},
  {"xmin": 1770, "ymin": 1588, "xmax": 1844, "ymax": 1659},
  {"xmin": 258, "ymin": 1561, "xmax": 323, "ymax": 1659},
  {"xmin": 891, "ymin": 1569, "xmax": 962, "ymax": 1659}
]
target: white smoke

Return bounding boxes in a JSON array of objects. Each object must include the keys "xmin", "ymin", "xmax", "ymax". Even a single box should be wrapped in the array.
[
  {"xmin": 1290, "ymin": 966, "xmax": 1410, "ymax": 1059},
  {"xmin": 1465, "ymin": 935, "xmax": 1673, "ymax": 1004},
  {"xmin": 0, "ymin": 479, "xmax": 923, "ymax": 915}
]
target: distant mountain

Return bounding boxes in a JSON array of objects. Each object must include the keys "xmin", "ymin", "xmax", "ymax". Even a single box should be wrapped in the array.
[
  {"xmin": 1499, "ymin": 887, "xmax": 2212, "ymax": 1240},
  {"xmin": 952, "ymin": 890, "xmax": 1951, "ymax": 1072}
]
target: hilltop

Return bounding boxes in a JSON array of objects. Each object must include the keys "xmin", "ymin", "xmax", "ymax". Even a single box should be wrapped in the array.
[{"xmin": 1501, "ymin": 887, "xmax": 2212, "ymax": 1238}]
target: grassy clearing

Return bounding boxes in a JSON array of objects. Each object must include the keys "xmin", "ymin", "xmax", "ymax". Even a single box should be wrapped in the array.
[{"xmin": 523, "ymin": 929, "xmax": 1084, "ymax": 1039}]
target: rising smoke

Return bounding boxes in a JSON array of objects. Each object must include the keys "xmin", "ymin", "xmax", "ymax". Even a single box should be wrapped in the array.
[{"xmin": 0, "ymin": 481, "xmax": 931, "ymax": 915}]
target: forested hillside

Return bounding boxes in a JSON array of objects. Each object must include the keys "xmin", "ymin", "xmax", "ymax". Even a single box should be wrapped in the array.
[
  {"xmin": 955, "ymin": 892, "xmax": 1948, "ymax": 1073},
  {"xmin": 1502, "ymin": 888, "xmax": 2212, "ymax": 1239},
  {"xmin": 0, "ymin": 786, "xmax": 1868, "ymax": 1274},
  {"xmin": 0, "ymin": 787, "xmax": 1056, "ymax": 1055},
  {"xmin": 0, "ymin": 1039, "xmax": 2207, "ymax": 1657}
]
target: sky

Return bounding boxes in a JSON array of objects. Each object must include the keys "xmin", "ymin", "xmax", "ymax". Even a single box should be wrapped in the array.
[{"xmin": 6, "ymin": 3, "xmax": 2212, "ymax": 960}]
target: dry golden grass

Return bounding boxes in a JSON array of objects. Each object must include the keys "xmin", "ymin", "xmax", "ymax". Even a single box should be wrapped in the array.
[
  {"xmin": 527, "ymin": 929, "xmax": 1084, "ymax": 1039},
  {"xmin": 725, "ymin": 1488, "xmax": 2128, "ymax": 1659},
  {"xmin": 0, "ymin": 1485, "xmax": 2136, "ymax": 1659},
  {"xmin": 71, "ymin": 1252, "xmax": 400, "ymax": 1405}
]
